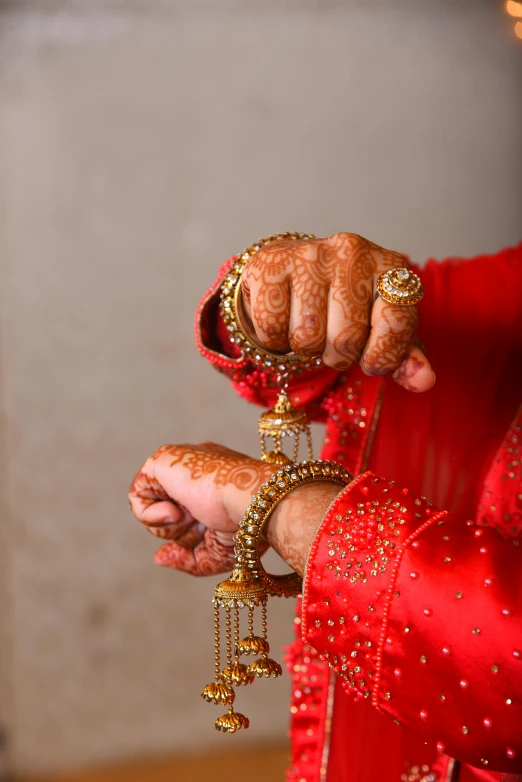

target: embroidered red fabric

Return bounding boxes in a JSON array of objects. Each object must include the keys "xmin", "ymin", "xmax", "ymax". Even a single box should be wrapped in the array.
[
  {"xmin": 302, "ymin": 471, "xmax": 522, "ymax": 774},
  {"xmin": 195, "ymin": 243, "xmax": 522, "ymax": 781}
]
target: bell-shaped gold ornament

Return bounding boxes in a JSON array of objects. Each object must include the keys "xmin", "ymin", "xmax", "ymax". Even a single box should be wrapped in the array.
[
  {"xmin": 215, "ymin": 707, "xmax": 250, "ymax": 733},
  {"xmin": 200, "ymin": 681, "xmax": 235, "ymax": 705},
  {"xmin": 248, "ymin": 656, "xmax": 283, "ymax": 679},
  {"xmin": 222, "ymin": 662, "xmax": 255, "ymax": 686},
  {"xmin": 235, "ymin": 635, "xmax": 270, "ymax": 656},
  {"xmin": 259, "ymin": 390, "xmax": 313, "ymax": 465}
]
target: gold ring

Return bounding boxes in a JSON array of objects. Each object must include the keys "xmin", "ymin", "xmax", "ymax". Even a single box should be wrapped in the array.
[{"xmin": 376, "ymin": 267, "xmax": 424, "ymax": 306}]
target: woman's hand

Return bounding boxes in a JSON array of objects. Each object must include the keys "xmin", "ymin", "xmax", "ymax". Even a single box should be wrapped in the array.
[
  {"xmin": 240, "ymin": 232, "xmax": 435, "ymax": 392},
  {"xmin": 128, "ymin": 441, "xmax": 342, "ymax": 578},
  {"xmin": 128, "ymin": 442, "xmax": 273, "ymax": 576}
]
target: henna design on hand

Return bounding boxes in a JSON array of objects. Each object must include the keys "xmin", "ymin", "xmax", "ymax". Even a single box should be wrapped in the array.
[
  {"xmin": 240, "ymin": 232, "xmax": 419, "ymax": 374},
  {"xmin": 155, "ymin": 528, "xmax": 236, "ymax": 576},
  {"xmin": 241, "ymin": 239, "xmax": 297, "ymax": 352},
  {"xmin": 286, "ymin": 243, "xmax": 330, "ymax": 356},
  {"xmin": 361, "ymin": 304, "xmax": 418, "ymax": 375},
  {"xmin": 323, "ymin": 234, "xmax": 376, "ymax": 369},
  {"xmin": 151, "ymin": 442, "xmax": 268, "ymax": 492},
  {"xmin": 130, "ymin": 470, "xmax": 205, "ymax": 544},
  {"xmin": 129, "ymin": 443, "xmax": 273, "ymax": 577},
  {"xmin": 129, "ymin": 472, "xmax": 169, "ymax": 509}
]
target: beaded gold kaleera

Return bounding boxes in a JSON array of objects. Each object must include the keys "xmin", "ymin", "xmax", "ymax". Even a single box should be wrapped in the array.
[
  {"xmin": 201, "ymin": 459, "xmax": 352, "ymax": 732},
  {"xmin": 201, "ymin": 233, "xmax": 351, "ymax": 733}
]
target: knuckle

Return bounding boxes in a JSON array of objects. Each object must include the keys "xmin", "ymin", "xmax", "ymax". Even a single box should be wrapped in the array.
[
  {"xmin": 379, "ymin": 249, "xmax": 409, "ymax": 271},
  {"xmin": 323, "ymin": 356, "xmax": 355, "ymax": 372},
  {"xmin": 374, "ymin": 308, "xmax": 417, "ymax": 340},
  {"xmin": 360, "ymin": 360, "xmax": 392, "ymax": 377},
  {"xmin": 329, "ymin": 231, "xmax": 358, "ymax": 245},
  {"xmin": 251, "ymin": 311, "xmax": 289, "ymax": 351},
  {"xmin": 290, "ymin": 337, "xmax": 325, "ymax": 357},
  {"xmin": 246, "ymin": 242, "xmax": 291, "ymax": 271},
  {"xmin": 150, "ymin": 443, "xmax": 174, "ymax": 461},
  {"xmin": 289, "ymin": 315, "xmax": 326, "ymax": 356},
  {"xmin": 255, "ymin": 329, "xmax": 289, "ymax": 352},
  {"xmin": 328, "ymin": 232, "xmax": 365, "ymax": 254},
  {"xmin": 330, "ymin": 331, "xmax": 366, "ymax": 362},
  {"xmin": 322, "ymin": 343, "xmax": 360, "ymax": 372},
  {"xmin": 360, "ymin": 350, "xmax": 404, "ymax": 376}
]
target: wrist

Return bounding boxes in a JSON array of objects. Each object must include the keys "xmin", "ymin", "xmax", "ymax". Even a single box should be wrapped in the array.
[
  {"xmin": 265, "ymin": 481, "xmax": 342, "ymax": 576},
  {"xmin": 223, "ymin": 462, "xmax": 275, "ymax": 527}
]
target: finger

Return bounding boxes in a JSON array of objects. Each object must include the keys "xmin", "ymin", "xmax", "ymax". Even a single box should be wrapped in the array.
[
  {"xmin": 129, "ymin": 462, "xmax": 180, "ymax": 525},
  {"xmin": 129, "ymin": 461, "xmax": 204, "ymax": 543},
  {"xmin": 213, "ymin": 529, "xmax": 236, "ymax": 547},
  {"xmin": 322, "ymin": 260, "xmax": 373, "ymax": 371},
  {"xmin": 243, "ymin": 272, "xmax": 291, "ymax": 353},
  {"xmin": 139, "ymin": 498, "xmax": 182, "ymax": 524},
  {"xmin": 359, "ymin": 296, "xmax": 418, "ymax": 376},
  {"xmin": 154, "ymin": 540, "xmax": 200, "ymax": 574},
  {"xmin": 154, "ymin": 529, "xmax": 235, "ymax": 576},
  {"xmin": 242, "ymin": 238, "xmax": 320, "ymax": 354},
  {"xmin": 138, "ymin": 500, "xmax": 185, "ymax": 539},
  {"xmin": 128, "ymin": 468, "xmax": 169, "ymax": 511},
  {"xmin": 128, "ymin": 468, "xmax": 180, "ymax": 530},
  {"xmin": 288, "ymin": 279, "xmax": 328, "ymax": 356},
  {"xmin": 392, "ymin": 345, "xmax": 436, "ymax": 393},
  {"xmin": 143, "ymin": 502, "xmax": 205, "ymax": 547}
]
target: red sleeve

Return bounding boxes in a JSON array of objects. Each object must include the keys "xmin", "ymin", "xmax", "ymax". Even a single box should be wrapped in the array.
[
  {"xmin": 302, "ymin": 471, "xmax": 522, "ymax": 774},
  {"xmin": 194, "ymin": 257, "xmax": 341, "ymax": 421}
]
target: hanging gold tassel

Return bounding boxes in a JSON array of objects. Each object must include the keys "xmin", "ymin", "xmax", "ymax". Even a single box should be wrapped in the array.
[{"xmin": 202, "ymin": 459, "xmax": 352, "ymax": 732}]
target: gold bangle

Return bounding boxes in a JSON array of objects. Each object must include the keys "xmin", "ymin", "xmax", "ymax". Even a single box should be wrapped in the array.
[
  {"xmin": 220, "ymin": 232, "xmax": 321, "ymax": 374},
  {"xmin": 217, "ymin": 459, "xmax": 352, "ymax": 604},
  {"xmin": 202, "ymin": 459, "xmax": 352, "ymax": 732}
]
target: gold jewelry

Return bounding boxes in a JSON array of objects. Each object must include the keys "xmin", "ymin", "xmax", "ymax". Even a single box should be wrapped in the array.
[
  {"xmin": 219, "ymin": 232, "xmax": 319, "ymax": 374},
  {"xmin": 202, "ymin": 232, "xmax": 348, "ymax": 733},
  {"xmin": 221, "ymin": 232, "xmax": 321, "ymax": 465},
  {"xmin": 201, "ymin": 459, "xmax": 352, "ymax": 732},
  {"xmin": 376, "ymin": 267, "xmax": 424, "ymax": 306},
  {"xmin": 258, "ymin": 388, "xmax": 313, "ymax": 465}
]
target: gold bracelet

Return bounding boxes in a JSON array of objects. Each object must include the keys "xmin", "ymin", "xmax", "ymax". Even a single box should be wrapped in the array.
[
  {"xmin": 201, "ymin": 459, "xmax": 352, "ymax": 733},
  {"xmin": 219, "ymin": 232, "xmax": 320, "ymax": 375}
]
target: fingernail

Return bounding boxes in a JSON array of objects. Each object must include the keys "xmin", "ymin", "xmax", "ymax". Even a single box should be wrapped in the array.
[{"xmin": 145, "ymin": 518, "xmax": 177, "ymax": 528}]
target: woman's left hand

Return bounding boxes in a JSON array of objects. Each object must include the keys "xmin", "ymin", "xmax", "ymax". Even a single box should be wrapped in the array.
[
  {"xmin": 129, "ymin": 441, "xmax": 342, "ymax": 578},
  {"xmin": 128, "ymin": 442, "xmax": 273, "ymax": 576}
]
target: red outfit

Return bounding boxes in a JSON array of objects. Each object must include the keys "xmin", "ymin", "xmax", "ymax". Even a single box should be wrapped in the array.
[{"xmin": 196, "ymin": 244, "xmax": 522, "ymax": 781}]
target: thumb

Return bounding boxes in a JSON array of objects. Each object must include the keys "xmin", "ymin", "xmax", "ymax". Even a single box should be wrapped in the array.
[{"xmin": 392, "ymin": 344, "xmax": 436, "ymax": 393}]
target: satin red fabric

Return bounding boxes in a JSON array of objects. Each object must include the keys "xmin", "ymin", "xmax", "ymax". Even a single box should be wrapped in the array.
[{"xmin": 196, "ymin": 244, "xmax": 522, "ymax": 781}]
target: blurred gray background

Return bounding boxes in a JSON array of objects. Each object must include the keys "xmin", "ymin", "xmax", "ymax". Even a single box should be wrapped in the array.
[{"xmin": 0, "ymin": 0, "xmax": 520, "ymax": 776}]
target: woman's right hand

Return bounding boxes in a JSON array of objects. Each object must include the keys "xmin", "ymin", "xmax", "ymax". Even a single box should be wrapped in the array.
[{"xmin": 240, "ymin": 232, "xmax": 436, "ymax": 392}]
